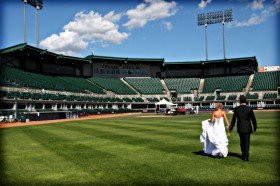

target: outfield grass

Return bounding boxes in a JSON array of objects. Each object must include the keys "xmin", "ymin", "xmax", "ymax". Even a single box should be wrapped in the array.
[{"xmin": 0, "ymin": 112, "xmax": 279, "ymax": 185}]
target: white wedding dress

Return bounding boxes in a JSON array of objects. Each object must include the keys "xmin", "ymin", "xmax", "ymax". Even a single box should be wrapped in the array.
[{"xmin": 200, "ymin": 117, "xmax": 228, "ymax": 157}]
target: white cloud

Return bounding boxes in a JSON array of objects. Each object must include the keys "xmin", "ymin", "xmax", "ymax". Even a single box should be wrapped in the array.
[
  {"xmin": 251, "ymin": 0, "xmax": 265, "ymax": 10},
  {"xmin": 163, "ymin": 21, "xmax": 172, "ymax": 30},
  {"xmin": 64, "ymin": 11, "xmax": 129, "ymax": 44},
  {"xmin": 123, "ymin": 0, "xmax": 177, "ymax": 29},
  {"xmin": 198, "ymin": 0, "xmax": 212, "ymax": 9},
  {"xmin": 40, "ymin": 11, "xmax": 129, "ymax": 54},
  {"xmin": 40, "ymin": 30, "xmax": 88, "ymax": 56},
  {"xmin": 229, "ymin": 0, "xmax": 280, "ymax": 28},
  {"xmin": 229, "ymin": 11, "xmax": 268, "ymax": 27}
]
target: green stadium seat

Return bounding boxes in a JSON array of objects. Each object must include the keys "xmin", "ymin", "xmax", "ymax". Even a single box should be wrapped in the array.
[
  {"xmin": 124, "ymin": 77, "xmax": 164, "ymax": 94},
  {"xmin": 89, "ymin": 77, "xmax": 136, "ymax": 95},
  {"xmin": 252, "ymin": 71, "xmax": 280, "ymax": 91},
  {"xmin": 164, "ymin": 78, "xmax": 200, "ymax": 93},
  {"xmin": 203, "ymin": 75, "xmax": 249, "ymax": 93}
]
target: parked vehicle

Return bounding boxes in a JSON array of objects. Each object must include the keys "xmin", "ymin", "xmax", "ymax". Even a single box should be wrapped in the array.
[{"xmin": 177, "ymin": 106, "xmax": 186, "ymax": 115}]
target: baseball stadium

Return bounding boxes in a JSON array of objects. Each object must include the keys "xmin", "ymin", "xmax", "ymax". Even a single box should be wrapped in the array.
[{"xmin": 0, "ymin": 0, "xmax": 279, "ymax": 185}]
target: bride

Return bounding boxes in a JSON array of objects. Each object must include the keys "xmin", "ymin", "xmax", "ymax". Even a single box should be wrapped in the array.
[{"xmin": 200, "ymin": 103, "xmax": 230, "ymax": 157}]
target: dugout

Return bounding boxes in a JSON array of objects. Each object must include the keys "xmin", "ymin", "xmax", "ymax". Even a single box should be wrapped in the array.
[{"xmin": 24, "ymin": 111, "xmax": 72, "ymax": 121}]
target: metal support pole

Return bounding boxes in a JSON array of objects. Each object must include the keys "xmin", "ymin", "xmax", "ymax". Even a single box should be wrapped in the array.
[
  {"xmin": 204, "ymin": 24, "xmax": 208, "ymax": 61},
  {"xmin": 15, "ymin": 95, "xmax": 18, "ymax": 119},
  {"xmin": 222, "ymin": 22, "xmax": 226, "ymax": 59},
  {"xmin": 35, "ymin": 6, "xmax": 39, "ymax": 47},
  {"xmin": 23, "ymin": 0, "xmax": 27, "ymax": 43}
]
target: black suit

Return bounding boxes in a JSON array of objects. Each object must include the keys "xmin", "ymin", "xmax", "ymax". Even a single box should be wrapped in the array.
[{"xmin": 230, "ymin": 105, "xmax": 257, "ymax": 160}]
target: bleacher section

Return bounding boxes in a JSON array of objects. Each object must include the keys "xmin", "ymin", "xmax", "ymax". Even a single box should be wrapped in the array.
[
  {"xmin": 194, "ymin": 96, "xmax": 204, "ymax": 101},
  {"xmin": 147, "ymin": 97, "xmax": 160, "ymax": 102},
  {"xmin": 227, "ymin": 95, "xmax": 237, "ymax": 101},
  {"xmin": 0, "ymin": 90, "xmax": 126, "ymax": 103},
  {"xmin": 57, "ymin": 76, "xmax": 104, "ymax": 94},
  {"xmin": 1, "ymin": 64, "xmax": 279, "ymax": 117},
  {"xmin": 251, "ymin": 71, "xmax": 280, "ymax": 91},
  {"xmin": 124, "ymin": 77, "xmax": 164, "ymax": 94},
  {"xmin": 1, "ymin": 66, "xmax": 104, "ymax": 94},
  {"xmin": 1, "ymin": 66, "xmax": 76, "ymax": 91},
  {"xmin": 206, "ymin": 95, "xmax": 215, "ymax": 101},
  {"xmin": 164, "ymin": 78, "xmax": 200, "ymax": 93},
  {"xmin": 88, "ymin": 77, "xmax": 136, "ymax": 95},
  {"xmin": 202, "ymin": 75, "xmax": 249, "ymax": 93},
  {"xmin": 183, "ymin": 97, "xmax": 192, "ymax": 101},
  {"xmin": 263, "ymin": 93, "xmax": 277, "ymax": 99},
  {"xmin": 246, "ymin": 93, "xmax": 259, "ymax": 100},
  {"xmin": 216, "ymin": 95, "xmax": 226, "ymax": 101}
]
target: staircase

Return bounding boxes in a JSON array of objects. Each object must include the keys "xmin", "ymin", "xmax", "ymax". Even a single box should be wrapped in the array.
[
  {"xmin": 120, "ymin": 78, "xmax": 141, "ymax": 96},
  {"xmin": 245, "ymin": 74, "xmax": 254, "ymax": 96},
  {"xmin": 198, "ymin": 78, "xmax": 205, "ymax": 94},
  {"xmin": 160, "ymin": 79, "xmax": 170, "ymax": 98}
]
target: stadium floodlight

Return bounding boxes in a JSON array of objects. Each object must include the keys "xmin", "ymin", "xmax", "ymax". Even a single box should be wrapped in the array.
[
  {"xmin": 197, "ymin": 9, "xmax": 233, "ymax": 60},
  {"xmin": 23, "ymin": 0, "xmax": 43, "ymax": 9},
  {"xmin": 22, "ymin": 0, "xmax": 43, "ymax": 47}
]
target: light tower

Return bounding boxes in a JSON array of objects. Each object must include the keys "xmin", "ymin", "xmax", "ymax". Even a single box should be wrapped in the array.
[
  {"xmin": 22, "ymin": 0, "xmax": 43, "ymax": 47},
  {"xmin": 198, "ymin": 9, "xmax": 233, "ymax": 60}
]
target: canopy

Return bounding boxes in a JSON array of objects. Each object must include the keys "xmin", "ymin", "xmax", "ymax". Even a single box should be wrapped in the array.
[{"xmin": 155, "ymin": 99, "xmax": 174, "ymax": 106}]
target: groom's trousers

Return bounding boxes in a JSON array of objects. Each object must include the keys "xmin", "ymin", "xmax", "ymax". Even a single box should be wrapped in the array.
[{"xmin": 239, "ymin": 133, "xmax": 251, "ymax": 159}]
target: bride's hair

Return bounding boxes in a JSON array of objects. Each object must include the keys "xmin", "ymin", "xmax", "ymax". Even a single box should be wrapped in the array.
[{"xmin": 215, "ymin": 102, "xmax": 223, "ymax": 109}]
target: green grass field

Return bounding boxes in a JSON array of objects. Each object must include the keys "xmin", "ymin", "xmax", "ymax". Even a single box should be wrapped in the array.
[{"xmin": 0, "ymin": 112, "xmax": 279, "ymax": 185}]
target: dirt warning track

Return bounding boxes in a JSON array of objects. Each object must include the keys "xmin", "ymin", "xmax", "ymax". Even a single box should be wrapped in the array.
[{"xmin": 0, "ymin": 113, "xmax": 141, "ymax": 129}]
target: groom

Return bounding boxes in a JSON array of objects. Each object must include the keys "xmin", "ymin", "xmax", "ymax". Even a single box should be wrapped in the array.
[{"xmin": 229, "ymin": 95, "xmax": 257, "ymax": 161}]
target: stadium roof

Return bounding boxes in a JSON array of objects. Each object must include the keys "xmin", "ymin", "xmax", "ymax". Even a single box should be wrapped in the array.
[
  {"xmin": 85, "ymin": 54, "xmax": 164, "ymax": 64},
  {"xmin": 165, "ymin": 56, "xmax": 258, "ymax": 65},
  {"xmin": 0, "ymin": 43, "xmax": 91, "ymax": 63},
  {"xmin": 0, "ymin": 43, "xmax": 257, "ymax": 66}
]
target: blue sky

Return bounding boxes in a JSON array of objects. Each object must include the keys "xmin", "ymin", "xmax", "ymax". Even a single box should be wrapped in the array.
[{"xmin": 1, "ymin": 0, "xmax": 279, "ymax": 66}]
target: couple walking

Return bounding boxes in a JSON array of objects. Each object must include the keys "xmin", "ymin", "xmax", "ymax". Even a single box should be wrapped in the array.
[{"xmin": 200, "ymin": 95, "xmax": 257, "ymax": 161}]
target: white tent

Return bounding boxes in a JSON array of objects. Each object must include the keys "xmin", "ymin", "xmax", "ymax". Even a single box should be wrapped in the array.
[{"xmin": 155, "ymin": 99, "xmax": 174, "ymax": 106}]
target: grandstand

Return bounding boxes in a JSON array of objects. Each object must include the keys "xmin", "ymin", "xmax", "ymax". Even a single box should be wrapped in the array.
[
  {"xmin": 202, "ymin": 75, "xmax": 249, "ymax": 93},
  {"xmin": 88, "ymin": 77, "xmax": 136, "ymax": 95},
  {"xmin": 123, "ymin": 77, "xmax": 164, "ymax": 95},
  {"xmin": 0, "ymin": 43, "xmax": 279, "ymax": 121},
  {"xmin": 251, "ymin": 71, "xmax": 280, "ymax": 91},
  {"xmin": 164, "ymin": 78, "xmax": 200, "ymax": 94}
]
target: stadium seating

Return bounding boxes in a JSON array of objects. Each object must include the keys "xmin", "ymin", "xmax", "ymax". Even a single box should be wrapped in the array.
[
  {"xmin": 123, "ymin": 97, "xmax": 132, "ymax": 102},
  {"xmin": 216, "ymin": 95, "xmax": 226, "ymax": 101},
  {"xmin": 2, "ymin": 66, "xmax": 66, "ymax": 91},
  {"xmin": 246, "ymin": 93, "xmax": 259, "ymax": 99},
  {"xmin": 160, "ymin": 97, "xmax": 170, "ymax": 101},
  {"xmin": 132, "ymin": 97, "xmax": 144, "ymax": 102},
  {"xmin": 227, "ymin": 95, "xmax": 237, "ymax": 101},
  {"xmin": 1, "ymin": 66, "xmax": 104, "ymax": 94},
  {"xmin": 194, "ymin": 96, "xmax": 204, "ymax": 101},
  {"xmin": 0, "ymin": 90, "xmax": 7, "ymax": 98},
  {"xmin": 6, "ymin": 91, "xmax": 20, "ymax": 99},
  {"xmin": 124, "ymin": 77, "xmax": 164, "ymax": 94},
  {"xmin": 57, "ymin": 76, "xmax": 104, "ymax": 94},
  {"xmin": 252, "ymin": 71, "xmax": 280, "ymax": 91},
  {"xmin": 31, "ymin": 93, "xmax": 42, "ymax": 100},
  {"xmin": 88, "ymin": 77, "xmax": 136, "ymax": 95},
  {"xmin": 171, "ymin": 97, "xmax": 182, "ymax": 102},
  {"xmin": 263, "ymin": 93, "xmax": 277, "ymax": 99},
  {"xmin": 147, "ymin": 97, "xmax": 160, "ymax": 102},
  {"xmin": 164, "ymin": 78, "xmax": 200, "ymax": 93},
  {"xmin": 183, "ymin": 97, "xmax": 192, "ymax": 101},
  {"xmin": 19, "ymin": 92, "xmax": 32, "ymax": 99},
  {"xmin": 202, "ymin": 75, "xmax": 249, "ymax": 93},
  {"xmin": 206, "ymin": 95, "xmax": 215, "ymax": 101}
]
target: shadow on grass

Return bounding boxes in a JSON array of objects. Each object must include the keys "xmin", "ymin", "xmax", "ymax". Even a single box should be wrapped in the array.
[{"xmin": 192, "ymin": 151, "xmax": 243, "ymax": 160}]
